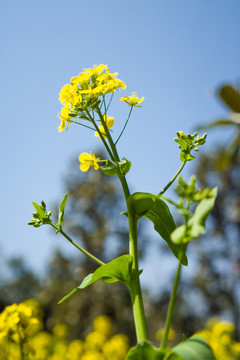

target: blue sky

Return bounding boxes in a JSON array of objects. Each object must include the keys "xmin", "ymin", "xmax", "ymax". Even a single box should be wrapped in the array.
[{"xmin": 1, "ymin": 0, "xmax": 240, "ymax": 289}]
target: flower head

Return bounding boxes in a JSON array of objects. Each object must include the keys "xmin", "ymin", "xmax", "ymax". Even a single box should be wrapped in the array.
[
  {"xmin": 95, "ymin": 115, "xmax": 114, "ymax": 139},
  {"xmin": 79, "ymin": 152, "xmax": 100, "ymax": 172},
  {"xmin": 120, "ymin": 92, "xmax": 144, "ymax": 107},
  {"xmin": 57, "ymin": 65, "xmax": 126, "ymax": 131}
]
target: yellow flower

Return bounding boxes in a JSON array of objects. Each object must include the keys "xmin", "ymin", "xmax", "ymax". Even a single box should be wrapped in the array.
[
  {"xmin": 95, "ymin": 115, "xmax": 114, "ymax": 139},
  {"xmin": 102, "ymin": 334, "xmax": 130, "ymax": 359},
  {"xmin": 83, "ymin": 64, "xmax": 107, "ymax": 77},
  {"xmin": 71, "ymin": 72, "xmax": 90, "ymax": 86},
  {"xmin": 59, "ymin": 84, "xmax": 81, "ymax": 105},
  {"xmin": 84, "ymin": 331, "xmax": 107, "ymax": 351},
  {"xmin": 57, "ymin": 104, "xmax": 71, "ymax": 132},
  {"xmin": 81, "ymin": 350, "xmax": 105, "ymax": 360},
  {"xmin": 93, "ymin": 315, "xmax": 113, "ymax": 337},
  {"xmin": 155, "ymin": 328, "xmax": 175, "ymax": 341},
  {"xmin": 79, "ymin": 152, "xmax": 100, "ymax": 172},
  {"xmin": 53, "ymin": 323, "xmax": 69, "ymax": 339},
  {"xmin": 120, "ymin": 92, "xmax": 144, "ymax": 106}
]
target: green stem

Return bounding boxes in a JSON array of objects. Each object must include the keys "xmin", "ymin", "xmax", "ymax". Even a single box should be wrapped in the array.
[
  {"xmin": 74, "ymin": 121, "xmax": 96, "ymax": 131},
  {"xmin": 106, "ymin": 93, "xmax": 114, "ymax": 111},
  {"xmin": 96, "ymin": 105, "xmax": 148, "ymax": 342},
  {"xmin": 128, "ymin": 211, "xmax": 148, "ymax": 342},
  {"xmin": 96, "ymin": 106, "xmax": 130, "ymax": 200},
  {"xmin": 50, "ymin": 224, "xmax": 105, "ymax": 266},
  {"xmin": 86, "ymin": 109, "xmax": 115, "ymax": 162},
  {"xmin": 161, "ymin": 260, "xmax": 182, "ymax": 349},
  {"xmin": 158, "ymin": 161, "xmax": 186, "ymax": 196},
  {"xmin": 115, "ymin": 106, "xmax": 133, "ymax": 145}
]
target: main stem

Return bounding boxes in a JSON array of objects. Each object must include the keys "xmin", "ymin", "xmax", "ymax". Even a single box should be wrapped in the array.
[
  {"xmin": 96, "ymin": 106, "xmax": 148, "ymax": 342},
  {"xmin": 128, "ymin": 210, "xmax": 148, "ymax": 342}
]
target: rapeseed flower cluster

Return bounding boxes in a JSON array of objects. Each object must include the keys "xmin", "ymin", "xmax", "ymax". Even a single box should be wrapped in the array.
[
  {"xmin": 0, "ymin": 300, "xmax": 130, "ymax": 360},
  {"xmin": 57, "ymin": 65, "xmax": 144, "ymax": 174},
  {"xmin": 196, "ymin": 318, "xmax": 240, "ymax": 360},
  {"xmin": 57, "ymin": 64, "xmax": 126, "ymax": 133}
]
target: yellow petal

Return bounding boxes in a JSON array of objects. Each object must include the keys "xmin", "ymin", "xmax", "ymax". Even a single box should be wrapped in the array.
[
  {"xmin": 80, "ymin": 163, "xmax": 90, "ymax": 172},
  {"xmin": 79, "ymin": 153, "xmax": 91, "ymax": 162}
]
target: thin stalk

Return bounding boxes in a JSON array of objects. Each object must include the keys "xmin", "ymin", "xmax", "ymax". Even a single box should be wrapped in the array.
[
  {"xmin": 50, "ymin": 223, "xmax": 105, "ymax": 266},
  {"xmin": 86, "ymin": 109, "xmax": 115, "ymax": 161},
  {"xmin": 115, "ymin": 106, "xmax": 133, "ymax": 145},
  {"xmin": 95, "ymin": 106, "xmax": 131, "ymax": 201},
  {"xmin": 158, "ymin": 161, "xmax": 186, "ymax": 196},
  {"xmin": 103, "ymin": 96, "xmax": 107, "ymax": 115},
  {"xmin": 74, "ymin": 121, "xmax": 96, "ymax": 131},
  {"xmin": 106, "ymin": 93, "xmax": 114, "ymax": 111},
  {"xmin": 161, "ymin": 260, "xmax": 182, "ymax": 349}
]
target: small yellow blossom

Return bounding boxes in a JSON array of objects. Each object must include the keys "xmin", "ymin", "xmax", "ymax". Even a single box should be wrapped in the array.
[
  {"xmin": 155, "ymin": 328, "xmax": 175, "ymax": 341},
  {"xmin": 83, "ymin": 64, "xmax": 108, "ymax": 77},
  {"xmin": 95, "ymin": 115, "xmax": 114, "ymax": 139},
  {"xmin": 93, "ymin": 315, "xmax": 113, "ymax": 337},
  {"xmin": 53, "ymin": 323, "xmax": 69, "ymax": 339},
  {"xmin": 120, "ymin": 92, "xmax": 144, "ymax": 106},
  {"xmin": 57, "ymin": 104, "xmax": 71, "ymax": 132},
  {"xmin": 59, "ymin": 84, "xmax": 81, "ymax": 105},
  {"xmin": 84, "ymin": 331, "xmax": 107, "ymax": 351},
  {"xmin": 79, "ymin": 152, "xmax": 100, "ymax": 172}
]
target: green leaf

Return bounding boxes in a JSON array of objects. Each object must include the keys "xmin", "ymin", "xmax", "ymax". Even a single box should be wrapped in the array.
[
  {"xmin": 100, "ymin": 158, "xmax": 131, "ymax": 176},
  {"xmin": 173, "ymin": 336, "xmax": 215, "ymax": 360},
  {"xmin": 56, "ymin": 193, "xmax": 69, "ymax": 232},
  {"xmin": 218, "ymin": 85, "xmax": 240, "ymax": 112},
  {"xmin": 79, "ymin": 255, "xmax": 133, "ymax": 288},
  {"xmin": 171, "ymin": 188, "xmax": 218, "ymax": 244},
  {"xmin": 118, "ymin": 157, "xmax": 131, "ymax": 175},
  {"xmin": 32, "ymin": 202, "xmax": 47, "ymax": 218},
  {"xmin": 100, "ymin": 160, "xmax": 119, "ymax": 176},
  {"xmin": 127, "ymin": 193, "xmax": 188, "ymax": 265},
  {"xmin": 180, "ymin": 151, "xmax": 195, "ymax": 162},
  {"xmin": 58, "ymin": 255, "xmax": 133, "ymax": 304},
  {"xmin": 126, "ymin": 341, "xmax": 182, "ymax": 360}
]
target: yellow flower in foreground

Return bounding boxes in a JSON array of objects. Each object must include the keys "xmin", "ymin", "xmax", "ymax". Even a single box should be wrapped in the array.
[
  {"xmin": 79, "ymin": 152, "xmax": 100, "ymax": 172},
  {"xmin": 95, "ymin": 115, "xmax": 114, "ymax": 139},
  {"xmin": 155, "ymin": 328, "xmax": 175, "ymax": 341},
  {"xmin": 195, "ymin": 318, "xmax": 240, "ymax": 360},
  {"xmin": 120, "ymin": 92, "xmax": 144, "ymax": 106},
  {"xmin": 93, "ymin": 315, "xmax": 113, "ymax": 337}
]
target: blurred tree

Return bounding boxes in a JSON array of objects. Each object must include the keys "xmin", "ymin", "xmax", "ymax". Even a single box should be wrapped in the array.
[{"xmin": 0, "ymin": 257, "xmax": 40, "ymax": 309}]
